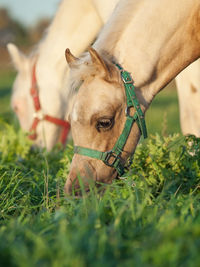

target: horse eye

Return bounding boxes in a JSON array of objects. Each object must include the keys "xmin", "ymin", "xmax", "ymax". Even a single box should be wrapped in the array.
[{"xmin": 96, "ymin": 118, "xmax": 114, "ymax": 132}]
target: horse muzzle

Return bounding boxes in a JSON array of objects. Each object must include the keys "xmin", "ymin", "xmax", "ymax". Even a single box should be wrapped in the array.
[
  {"xmin": 64, "ymin": 155, "xmax": 117, "ymax": 195},
  {"xmin": 64, "ymin": 155, "xmax": 97, "ymax": 195}
]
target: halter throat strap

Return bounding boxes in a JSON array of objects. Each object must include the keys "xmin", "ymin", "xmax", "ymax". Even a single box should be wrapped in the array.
[
  {"xmin": 74, "ymin": 63, "xmax": 147, "ymax": 176},
  {"xmin": 29, "ymin": 62, "xmax": 70, "ymax": 145}
]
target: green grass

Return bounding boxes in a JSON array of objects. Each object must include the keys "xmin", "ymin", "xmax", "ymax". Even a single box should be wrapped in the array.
[
  {"xmin": 146, "ymin": 82, "xmax": 181, "ymax": 135},
  {"xmin": 0, "ymin": 70, "xmax": 17, "ymax": 126},
  {"xmin": 0, "ymin": 70, "xmax": 199, "ymax": 267}
]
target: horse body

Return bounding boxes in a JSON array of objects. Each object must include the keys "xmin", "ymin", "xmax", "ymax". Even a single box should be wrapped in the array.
[
  {"xmin": 8, "ymin": 0, "xmax": 119, "ymax": 150},
  {"xmin": 175, "ymin": 59, "xmax": 200, "ymax": 137},
  {"xmin": 65, "ymin": 0, "xmax": 200, "ymax": 193}
]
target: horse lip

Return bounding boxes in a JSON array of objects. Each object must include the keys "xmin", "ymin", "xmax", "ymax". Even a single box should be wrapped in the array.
[{"xmin": 64, "ymin": 160, "xmax": 97, "ymax": 195}]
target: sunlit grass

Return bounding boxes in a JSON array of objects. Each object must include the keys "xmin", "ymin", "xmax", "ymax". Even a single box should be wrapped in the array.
[
  {"xmin": 0, "ymin": 127, "xmax": 199, "ymax": 266},
  {"xmin": 146, "ymin": 81, "xmax": 181, "ymax": 136},
  {"xmin": 0, "ymin": 70, "xmax": 199, "ymax": 266},
  {"xmin": 0, "ymin": 69, "xmax": 16, "ymax": 125}
]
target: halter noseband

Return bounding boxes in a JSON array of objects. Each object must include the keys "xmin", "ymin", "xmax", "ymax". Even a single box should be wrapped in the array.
[
  {"xmin": 29, "ymin": 62, "xmax": 70, "ymax": 146},
  {"xmin": 74, "ymin": 63, "xmax": 147, "ymax": 176}
]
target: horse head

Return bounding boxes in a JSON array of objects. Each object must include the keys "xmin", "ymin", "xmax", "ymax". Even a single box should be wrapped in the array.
[
  {"xmin": 7, "ymin": 43, "xmax": 70, "ymax": 150},
  {"xmin": 64, "ymin": 0, "xmax": 200, "ymax": 194},
  {"xmin": 64, "ymin": 48, "xmax": 145, "ymax": 194}
]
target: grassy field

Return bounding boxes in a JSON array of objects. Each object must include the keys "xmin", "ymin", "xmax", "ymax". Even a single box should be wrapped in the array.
[
  {"xmin": 0, "ymin": 70, "xmax": 199, "ymax": 267},
  {"xmin": 146, "ymin": 81, "xmax": 181, "ymax": 136}
]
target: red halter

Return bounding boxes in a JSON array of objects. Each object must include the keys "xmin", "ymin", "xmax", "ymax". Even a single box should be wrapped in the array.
[{"xmin": 29, "ymin": 62, "xmax": 70, "ymax": 146}]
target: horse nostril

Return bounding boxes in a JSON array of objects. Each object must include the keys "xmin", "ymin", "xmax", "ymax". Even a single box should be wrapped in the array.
[
  {"xmin": 13, "ymin": 105, "xmax": 19, "ymax": 113},
  {"xmin": 12, "ymin": 100, "xmax": 20, "ymax": 113}
]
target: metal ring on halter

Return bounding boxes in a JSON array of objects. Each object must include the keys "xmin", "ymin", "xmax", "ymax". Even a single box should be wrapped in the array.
[
  {"xmin": 121, "ymin": 70, "xmax": 133, "ymax": 84},
  {"xmin": 103, "ymin": 150, "xmax": 120, "ymax": 167},
  {"xmin": 33, "ymin": 110, "xmax": 44, "ymax": 120},
  {"xmin": 125, "ymin": 106, "xmax": 137, "ymax": 118}
]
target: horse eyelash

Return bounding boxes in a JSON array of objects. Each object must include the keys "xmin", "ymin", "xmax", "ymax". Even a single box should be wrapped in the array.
[{"xmin": 96, "ymin": 118, "xmax": 114, "ymax": 132}]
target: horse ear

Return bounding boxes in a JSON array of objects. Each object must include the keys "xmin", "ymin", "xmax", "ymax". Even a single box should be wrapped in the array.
[
  {"xmin": 65, "ymin": 48, "xmax": 78, "ymax": 66},
  {"xmin": 7, "ymin": 43, "xmax": 28, "ymax": 71},
  {"xmin": 88, "ymin": 47, "xmax": 109, "ymax": 77}
]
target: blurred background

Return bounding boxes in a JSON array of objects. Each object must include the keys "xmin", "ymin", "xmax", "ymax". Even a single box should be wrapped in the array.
[
  {"xmin": 0, "ymin": 0, "xmax": 60, "ymax": 125},
  {"xmin": 0, "ymin": 0, "xmax": 180, "ymax": 135},
  {"xmin": 0, "ymin": 0, "xmax": 60, "ymax": 69}
]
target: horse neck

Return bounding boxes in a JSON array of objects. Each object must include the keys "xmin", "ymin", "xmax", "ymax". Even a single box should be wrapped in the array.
[
  {"xmin": 94, "ymin": 0, "xmax": 200, "ymax": 107},
  {"xmin": 37, "ymin": 0, "xmax": 104, "ymax": 80},
  {"xmin": 93, "ymin": 0, "xmax": 119, "ymax": 23}
]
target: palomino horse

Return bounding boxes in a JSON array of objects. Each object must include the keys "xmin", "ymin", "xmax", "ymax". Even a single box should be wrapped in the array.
[
  {"xmin": 64, "ymin": 0, "xmax": 200, "ymax": 193},
  {"xmin": 7, "ymin": 0, "xmax": 119, "ymax": 151}
]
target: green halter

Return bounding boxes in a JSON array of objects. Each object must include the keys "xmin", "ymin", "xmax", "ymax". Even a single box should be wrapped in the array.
[{"xmin": 74, "ymin": 63, "xmax": 147, "ymax": 176}]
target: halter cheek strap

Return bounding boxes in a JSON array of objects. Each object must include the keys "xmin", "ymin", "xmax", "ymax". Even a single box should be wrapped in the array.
[
  {"xmin": 29, "ymin": 62, "xmax": 70, "ymax": 146},
  {"xmin": 74, "ymin": 63, "xmax": 147, "ymax": 176}
]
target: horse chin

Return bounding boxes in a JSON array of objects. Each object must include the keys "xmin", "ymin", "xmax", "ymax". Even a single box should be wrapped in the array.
[
  {"xmin": 64, "ymin": 156, "xmax": 117, "ymax": 195},
  {"xmin": 64, "ymin": 158, "xmax": 97, "ymax": 195},
  {"xmin": 96, "ymin": 167, "xmax": 117, "ymax": 184}
]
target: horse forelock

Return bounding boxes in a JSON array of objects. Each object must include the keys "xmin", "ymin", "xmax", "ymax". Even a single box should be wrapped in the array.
[
  {"xmin": 68, "ymin": 52, "xmax": 114, "ymax": 95},
  {"xmin": 66, "ymin": 51, "xmax": 120, "ymax": 121}
]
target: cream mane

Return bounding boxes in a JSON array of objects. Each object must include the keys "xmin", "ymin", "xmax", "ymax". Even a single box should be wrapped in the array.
[
  {"xmin": 93, "ymin": 0, "xmax": 142, "ymax": 54},
  {"xmin": 66, "ymin": 0, "xmax": 157, "ymax": 100},
  {"xmin": 68, "ymin": 0, "xmax": 200, "ymax": 98},
  {"xmin": 67, "ymin": 0, "xmax": 143, "ymax": 91}
]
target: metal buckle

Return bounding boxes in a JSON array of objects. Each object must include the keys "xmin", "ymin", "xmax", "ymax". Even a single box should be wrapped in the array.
[
  {"xmin": 125, "ymin": 106, "xmax": 136, "ymax": 118},
  {"xmin": 121, "ymin": 71, "xmax": 133, "ymax": 84},
  {"xmin": 104, "ymin": 151, "xmax": 119, "ymax": 167},
  {"xmin": 33, "ymin": 110, "xmax": 44, "ymax": 120}
]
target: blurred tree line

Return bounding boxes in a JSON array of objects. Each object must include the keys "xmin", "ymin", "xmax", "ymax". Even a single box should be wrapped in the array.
[
  {"xmin": 0, "ymin": 7, "xmax": 50, "ymax": 69},
  {"xmin": 0, "ymin": 8, "xmax": 50, "ymax": 47}
]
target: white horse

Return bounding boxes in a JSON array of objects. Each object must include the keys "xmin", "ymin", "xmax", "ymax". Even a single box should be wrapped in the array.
[
  {"xmin": 64, "ymin": 0, "xmax": 200, "ymax": 193},
  {"xmin": 7, "ymin": 0, "xmax": 119, "ymax": 150}
]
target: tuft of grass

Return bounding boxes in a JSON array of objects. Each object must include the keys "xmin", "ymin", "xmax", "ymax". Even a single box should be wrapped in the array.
[{"xmin": 146, "ymin": 81, "xmax": 181, "ymax": 135}]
